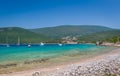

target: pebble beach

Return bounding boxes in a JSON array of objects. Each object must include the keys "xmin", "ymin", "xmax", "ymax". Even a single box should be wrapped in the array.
[
  {"xmin": 34, "ymin": 48, "xmax": 120, "ymax": 76},
  {"xmin": 1, "ymin": 48, "xmax": 120, "ymax": 76}
]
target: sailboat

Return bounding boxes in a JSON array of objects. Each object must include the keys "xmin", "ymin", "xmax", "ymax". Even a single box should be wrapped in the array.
[
  {"xmin": 28, "ymin": 42, "xmax": 31, "ymax": 47},
  {"xmin": 6, "ymin": 37, "xmax": 10, "ymax": 47},
  {"xmin": 58, "ymin": 43, "xmax": 62, "ymax": 46},
  {"xmin": 40, "ymin": 42, "xmax": 44, "ymax": 46},
  {"xmin": 28, "ymin": 44, "xmax": 31, "ymax": 48},
  {"xmin": 6, "ymin": 44, "xmax": 10, "ymax": 47},
  {"xmin": 17, "ymin": 36, "xmax": 20, "ymax": 46}
]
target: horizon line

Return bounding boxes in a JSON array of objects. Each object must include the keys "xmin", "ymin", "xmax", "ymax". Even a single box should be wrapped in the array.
[{"xmin": 0, "ymin": 24, "xmax": 115, "ymax": 29}]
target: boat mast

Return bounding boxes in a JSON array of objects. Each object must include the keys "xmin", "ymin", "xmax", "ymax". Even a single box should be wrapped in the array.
[
  {"xmin": 6, "ymin": 36, "xmax": 10, "ymax": 47},
  {"xmin": 6, "ymin": 36, "xmax": 8, "ymax": 44},
  {"xmin": 17, "ymin": 36, "xmax": 20, "ymax": 45}
]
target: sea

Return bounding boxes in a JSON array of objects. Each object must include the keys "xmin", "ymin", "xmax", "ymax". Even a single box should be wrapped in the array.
[{"xmin": 0, "ymin": 44, "xmax": 116, "ymax": 65}]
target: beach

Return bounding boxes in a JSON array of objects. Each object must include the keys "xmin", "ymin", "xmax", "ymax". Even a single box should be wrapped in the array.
[{"xmin": 0, "ymin": 47, "xmax": 120, "ymax": 76}]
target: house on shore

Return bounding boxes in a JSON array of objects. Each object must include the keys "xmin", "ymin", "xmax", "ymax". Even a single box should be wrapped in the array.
[{"xmin": 62, "ymin": 36, "xmax": 78, "ymax": 44}]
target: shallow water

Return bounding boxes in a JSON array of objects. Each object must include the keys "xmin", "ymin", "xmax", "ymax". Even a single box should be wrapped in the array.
[
  {"xmin": 0, "ymin": 44, "xmax": 115, "ymax": 64},
  {"xmin": 0, "ymin": 44, "xmax": 117, "ymax": 74}
]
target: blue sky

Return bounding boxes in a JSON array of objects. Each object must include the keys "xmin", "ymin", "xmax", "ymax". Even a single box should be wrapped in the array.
[{"xmin": 0, "ymin": 0, "xmax": 120, "ymax": 29}]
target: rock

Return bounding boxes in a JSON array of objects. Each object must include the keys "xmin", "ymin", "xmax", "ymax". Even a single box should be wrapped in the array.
[{"xmin": 0, "ymin": 63, "xmax": 17, "ymax": 68}]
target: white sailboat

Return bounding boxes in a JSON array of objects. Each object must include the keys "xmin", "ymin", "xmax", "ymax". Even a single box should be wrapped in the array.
[
  {"xmin": 17, "ymin": 36, "xmax": 20, "ymax": 46},
  {"xmin": 6, "ymin": 37, "xmax": 10, "ymax": 47},
  {"xmin": 58, "ymin": 43, "xmax": 62, "ymax": 46},
  {"xmin": 6, "ymin": 44, "xmax": 10, "ymax": 47},
  {"xmin": 28, "ymin": 44, "xmax": 31, "ymax": 48},
  {"xmin": 40, "ymin": 42, "xmax": 44, "ymax": 46}
]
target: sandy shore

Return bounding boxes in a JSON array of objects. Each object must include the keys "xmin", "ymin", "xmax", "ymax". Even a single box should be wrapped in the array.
[{"xmin": 0, "ymin": 48, "xmax": 120, "ymax": 76}]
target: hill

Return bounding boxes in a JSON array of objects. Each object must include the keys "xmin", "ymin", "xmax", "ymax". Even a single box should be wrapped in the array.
[
  {"xmin": 0, "ymin": 26, "xmax": 119, "ymax": 44},
  {"xmin": 30, "ymin": 25, "xmax": 112, "ymax": 38},
  {"xmin": 79, "ymin": 29, "xmax": 120, "ymax": 43},
  {"xmin": 0, "ymin": 27, "xmax": 48, "ymax": 44}
]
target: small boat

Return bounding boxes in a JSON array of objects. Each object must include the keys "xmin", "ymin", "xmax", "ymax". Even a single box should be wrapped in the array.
[
  {"xmin": 6, "ymin": 44, "xmax": 10, "ymax": 47},
  {"xmin": 6, "ymin": 37, "xmax": 10, "ymax": 47},
  {"xmin": 58, "ymin": 43, "xmax": 62, "ymax": 46},
  {"xmin": 17, "ymin": 36, "xmax": 20, "ymax": 46},
  {"xmin": 28, "ymin": 44, "xmax": 31, "ymax": 48},
  {"xmin": 40, "ymin": 42, "xmax": 44, "ymax": 46}
]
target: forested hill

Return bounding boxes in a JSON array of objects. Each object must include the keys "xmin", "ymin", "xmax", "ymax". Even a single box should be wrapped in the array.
[
  {"xmin": 30, "ymin": 25, "xmax": 112, "ymax": 38},
  {"xmin": 79, "ymin": 29, "xmax": 120, "ymax": 43},
  {"xmin": 0, "ymin": 27, "xmax": 48, "ymax": 44},
  {"xmin": 0, "ymin": 25, "xmax": 119, "ymax": 44}
]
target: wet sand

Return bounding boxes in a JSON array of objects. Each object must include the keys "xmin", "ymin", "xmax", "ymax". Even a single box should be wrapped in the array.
[{"xmin": 0, "ymin": 48, "xmax": 120, "ymax": 76}]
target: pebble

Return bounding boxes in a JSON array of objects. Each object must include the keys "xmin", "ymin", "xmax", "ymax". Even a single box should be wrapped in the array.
[{"xmin": 33, "ymin": 54, "xmax": 120, "ymax": 76}]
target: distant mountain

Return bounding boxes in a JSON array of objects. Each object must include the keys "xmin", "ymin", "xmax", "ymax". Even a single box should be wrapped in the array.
[
  {"xmin": 79, "ymin": 29, "xmax": 120, "ymax": 43},
  {"xmin": 30, "ymin": 25, "xmax": 112, "ymax": 38},
  {"xmin": 0, "ymin": 27, "xmax": 48, "ymax": 44}
]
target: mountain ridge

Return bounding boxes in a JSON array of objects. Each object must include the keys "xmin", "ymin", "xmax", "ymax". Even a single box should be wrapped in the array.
[
  {"xmin": 30, "ymin": 25, "xmax": 112, "ymax": 38},
  {"xmin": 0, "ymin": 25, "xmax": 119, "ymax": 44}
]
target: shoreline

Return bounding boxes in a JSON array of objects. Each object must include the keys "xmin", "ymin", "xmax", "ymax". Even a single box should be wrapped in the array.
[{"xmin": 0, "ymin": 47, "xmax": 120, "ymax": 76}]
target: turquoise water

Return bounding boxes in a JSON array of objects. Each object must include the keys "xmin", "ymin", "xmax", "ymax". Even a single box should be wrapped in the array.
[{"xmin": 0, "ymin": 44, "xmax": 115, "ymax": 64}]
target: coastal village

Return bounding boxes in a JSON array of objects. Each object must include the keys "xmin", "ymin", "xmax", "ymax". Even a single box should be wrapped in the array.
[
  {"xmin": 61, "ymin": 36, "xmax": 78, "ymax": 44},
  {"xmin": 61, "ymin": 36, "xmax": 120, "ymax": 47}
]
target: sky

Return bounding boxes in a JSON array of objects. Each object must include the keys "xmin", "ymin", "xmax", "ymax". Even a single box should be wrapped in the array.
[{"xmin": 0, "ymin": 0, "xmax": 120, "ymax": 29}]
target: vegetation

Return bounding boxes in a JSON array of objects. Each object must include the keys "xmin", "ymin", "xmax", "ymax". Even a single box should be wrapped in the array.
[
  {"xmin": 30, "ymin": 25, "xmax": 112, "ymax": 38},
  {"xmin": 104, "ymin": 74, "xmax": 116, "ymax": 76},
  {"xmin": 78, "ymin": 30, "xmax": 120, "ymax": 43},
  {"xmin": 106, "ymin": 36, "xmax": 120, "ymax": 43},
  {"xmin": 0, "ymin": 25, "xmax": 120, "ymax": 44},
  {"xmin": 0, "ymin": 27, "xmax": 49, "ymax": 44}
]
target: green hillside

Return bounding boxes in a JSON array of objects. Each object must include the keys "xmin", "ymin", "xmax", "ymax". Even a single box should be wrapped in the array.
[
  {"xmin": 106, "ymin": 36, "xmax": 120, "ymax": 43},
  {"xmin": 30, "ymin": 25, "xmax": 112, "ymax": 38},
  {"xmin": 79, "ymin": 30, "xmax": 120, "ymax": 43},
  {"xmin": 0, "ymin": 26, "xmax": 119, "ymax": 44},
  {"xmin": 0, "ymin": 27, "xmax": 48, "ymax": 44}
]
